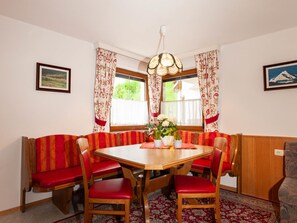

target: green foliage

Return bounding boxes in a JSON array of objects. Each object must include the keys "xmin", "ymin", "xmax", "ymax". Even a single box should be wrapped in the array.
[
  {"xmin": 113, "ymin": 79, "xmax": 141, "ymax": 100},
  {"xmin": 155, "ymin": 130, "xmax": 161, "ymax": 140},
  {"xmin": 163, "ymin": 81, "xmax": 178, "ymax": 101},
  {"xmin": 175, "ymin": 132, "xmax": 181, "ymax": 140}
]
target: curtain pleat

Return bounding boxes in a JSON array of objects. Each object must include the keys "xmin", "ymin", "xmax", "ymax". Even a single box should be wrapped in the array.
[
  {"xmin": 195, "ymin": 50, "xmax": 220, "ymax": 132},
  {"xmin": 93, "ymin": 48, "xmax": 117, "ymax": 132},
  {"xmin": 148, "ymin": 74, "xmax": 162, "ymax": 122}
]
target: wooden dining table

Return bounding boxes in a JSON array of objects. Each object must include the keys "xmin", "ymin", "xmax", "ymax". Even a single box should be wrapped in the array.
[{"xmin": 95, "ymin": 143, "xmax": 213, "ymax": 223}]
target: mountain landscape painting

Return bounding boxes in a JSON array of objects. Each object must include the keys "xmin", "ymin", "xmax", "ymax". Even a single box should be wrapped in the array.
[{"xmin": 263, "ymin": 60, "xmax": 297, "ymax": 91}]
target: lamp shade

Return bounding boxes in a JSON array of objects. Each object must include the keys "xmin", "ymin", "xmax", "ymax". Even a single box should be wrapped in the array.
[{"xmin": 147, "ymin": 53, "xmax": 183, "ymax": 76}]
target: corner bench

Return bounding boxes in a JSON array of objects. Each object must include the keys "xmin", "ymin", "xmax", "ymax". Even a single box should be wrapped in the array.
[
  {"xmin": 179, "ymin": 131, "xmax": 242, "ymax": 192},
  {"xmin": 21, "ymin": 131, "xmax": 146, "ymax": 214}
]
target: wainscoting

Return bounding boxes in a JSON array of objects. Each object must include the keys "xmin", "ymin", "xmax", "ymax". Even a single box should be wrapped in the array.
[{"xmin": 241, "ymin": 135, "xmax": 297, "ymax": 202}]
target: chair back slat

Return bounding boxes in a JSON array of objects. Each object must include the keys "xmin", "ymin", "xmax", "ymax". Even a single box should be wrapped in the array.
[
  {"xmin": 211, "ymin": 137, "xmax": 226, "ymax": 180},
  {"xmin": 77, "ymin": 138, "xmax": 93, "ymax": 187},
  {"xmin": 211, "ymin": 148, "xmax": 223, "ymax": 179}
]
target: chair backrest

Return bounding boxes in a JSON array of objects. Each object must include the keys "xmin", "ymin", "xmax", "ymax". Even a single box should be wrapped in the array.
[
  {"xmin": 210, "ymin": 137, "xmax": 226, "ymax": 185},
  {"xmin": 77, "ymin": 138, "xmax": 94, "ymax": 189}
]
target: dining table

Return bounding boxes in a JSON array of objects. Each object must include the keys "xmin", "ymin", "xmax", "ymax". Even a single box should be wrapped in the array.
[{"xmin": 94, "ymin": 143, "xmax": 213, "ymax": 223}]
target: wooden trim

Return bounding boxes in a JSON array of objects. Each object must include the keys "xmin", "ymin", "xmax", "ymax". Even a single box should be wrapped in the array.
[
  {"xmin": 0, "ymin": 198, "xmax": 51, "ymax": 216},
  {"xmin": 220, "ymin": 184, "xmax": 237, "ymax": 192},
  {"xmin": 162, "ymin": 68, "xmax": 197, "ymax": 80},
  {"xmin": 177, "ymin": 126, "xmax": 204, "ymax": 132},
  {"xmin": 116, "ymin": 68, "xmax": 148, "ymax": 80},
  {"xmin": 110, "ymin": 125, "xmax": 146, "ymax": 132}
]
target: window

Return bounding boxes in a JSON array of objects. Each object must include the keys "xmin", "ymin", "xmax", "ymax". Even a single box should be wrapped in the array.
[
  {"xmin": 110, "ymin": 68, "xmax": 148, "ymax": 131},
  {"xmin": 161, "ymin": 69, "xmax": 203, "ymax": 130}
]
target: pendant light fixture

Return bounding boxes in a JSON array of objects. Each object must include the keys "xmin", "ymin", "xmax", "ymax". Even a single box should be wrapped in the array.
[{"xmin": 147, "ymin": 25, "xmax": 183, "ymax": 76}]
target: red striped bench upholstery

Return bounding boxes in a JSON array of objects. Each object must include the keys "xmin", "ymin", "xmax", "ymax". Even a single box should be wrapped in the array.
[{"xmin": 179, "ymin": 131, "xmax": 241, "ymax": 180}]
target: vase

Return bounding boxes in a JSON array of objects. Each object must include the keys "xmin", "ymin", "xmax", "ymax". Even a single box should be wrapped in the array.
[
  {"xmin": 174, "ymin": 140, "xmax": 182, "ymax": 148},
  {"xmin": 154, "ymin": 139, "xmax": 162, "ymax": 148},
  {"xmin": 161, "ymin": 136, "xmax": 174, "ymax": 146}
]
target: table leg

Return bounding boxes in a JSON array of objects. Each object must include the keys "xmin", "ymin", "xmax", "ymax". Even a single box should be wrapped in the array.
[
  {"xmin": 121, "ymin": 166, "xmax": 143, "ymax": 204},
  {"xmin": 142, "ymin": 170, "xmax": 151, "ymax": 223}
]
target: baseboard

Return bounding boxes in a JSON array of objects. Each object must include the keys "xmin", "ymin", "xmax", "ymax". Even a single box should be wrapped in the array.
[
  {"xmin": 220, "ymin": 184, "xmax": 237, "ymax": 192},
  {"xmin": 0, "ymin": 197, "xmax": 51, "ymax": 216}
]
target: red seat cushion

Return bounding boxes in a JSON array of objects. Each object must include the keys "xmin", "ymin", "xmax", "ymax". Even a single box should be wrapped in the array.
[
  {"xmin": 32, "ymin": 160, "xmax": 121, "ymax": 188},
  {"xmin": 192, "ymin": 158, "xmax": 232, "ymax": 175},
  {"xmin": 89, "ymin": 178, "xmax": 132, "ymax": 199},
  {"xmin": 175, "ymin": 175, "xmax": 215, "ymax": 193},
  {"xmin": 32, "ymin": 166, "xmax": 82, "ymax": 188}
]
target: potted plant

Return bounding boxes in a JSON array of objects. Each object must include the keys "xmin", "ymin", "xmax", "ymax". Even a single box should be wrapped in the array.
[
  {"xmin": 156, "ymin": 114, "xmax": 177, "ymax": 146},
  {"xmin": 174, "ymin": 132, "xmax": 182, "ymax": 148},
  {"xmin": 154, "ymin": 130, "xmax": 162, "ymax": 148}
]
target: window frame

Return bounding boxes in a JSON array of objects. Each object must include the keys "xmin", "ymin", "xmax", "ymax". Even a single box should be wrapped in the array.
[
  {"xmin": 110, "ymin": 68, "xmax": 149, "ymax": 132},
  {"xmin": 161, "ymin": 68, "xmax": 204, "ymax": 132}
]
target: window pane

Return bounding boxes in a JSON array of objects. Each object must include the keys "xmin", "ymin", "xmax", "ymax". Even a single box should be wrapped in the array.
[
  {"xmin": 163, "ymin": 76, "xmax": 200, "ymax": 101},
  {"xmin": 113, "ymin": 75, "xmax": 145, "ymax": 100},
  {"xmin": 162, "ymin": 75, "xmax": 202, "ymax": 126},
  {"xmin": 111, "ymin": 73, "xmax": 148, "ymax": 126}
]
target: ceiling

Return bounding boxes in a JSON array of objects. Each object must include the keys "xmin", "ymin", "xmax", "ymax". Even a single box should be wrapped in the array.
[{"xmin": 1, "ymin": 0, "xmax": 297, "ymax": 59}]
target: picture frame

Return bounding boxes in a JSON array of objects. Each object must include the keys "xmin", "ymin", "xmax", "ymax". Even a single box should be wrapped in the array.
[
  {"xmin": 263, "ymin": 60, "xmax": 297, "ymax": 91},
  {"xmin": 36, "ymin": 63, "xmax": 71, "ymax": 93}
]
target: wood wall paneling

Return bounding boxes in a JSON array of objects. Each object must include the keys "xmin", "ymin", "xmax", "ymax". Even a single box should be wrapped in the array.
[{"xmin": 241, "ymin": 135, "xmax": 297, "ymax": 202}]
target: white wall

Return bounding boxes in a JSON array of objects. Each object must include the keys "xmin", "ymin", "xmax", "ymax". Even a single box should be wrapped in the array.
[
  {"xmin": 219, "ymin": 26, "xmax": 297, "ymax": 137},
  {"xmin": 0, "ymin": 15, "xmax": 96, "ymax": 211}
]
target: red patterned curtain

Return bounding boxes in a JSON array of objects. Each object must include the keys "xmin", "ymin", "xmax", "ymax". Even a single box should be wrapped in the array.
[
  {"xmin": 93, "ymin": 48, "xmax": 117, "ymax": 132},
  {"xmin": 195, "ymin": 50, "xmax": 219, "ymax": 132},
  {"xmin": 148, "ymin": 74, "xmax": 162, "ymax": 122}
]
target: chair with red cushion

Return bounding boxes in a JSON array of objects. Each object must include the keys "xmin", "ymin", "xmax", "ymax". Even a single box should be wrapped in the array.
[
  {"xmin": 77, "ymin": 138, "xmax": 132, "ymax": 223},
  {"xmin": 174, "ymin": 137, "xmax": 227, "ymax": 223}
]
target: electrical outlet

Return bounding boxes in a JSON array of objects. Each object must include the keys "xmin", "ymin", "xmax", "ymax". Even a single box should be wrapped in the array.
[{"xmin": 274, "ymin": 149, "xmax": 284, "ymax": 156}]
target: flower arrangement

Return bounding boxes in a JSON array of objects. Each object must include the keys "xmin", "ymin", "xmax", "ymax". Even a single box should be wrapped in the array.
[{"xmin": 156, "ymin": 114, "xmax": 177, "ymax": 137}]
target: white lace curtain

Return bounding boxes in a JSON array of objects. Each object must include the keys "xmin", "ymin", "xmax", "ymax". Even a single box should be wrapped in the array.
[
  {"xmin": 111, "ymin": 99, "xmax": 148, "ymax": 125},
  {"xmin": 161, "ymin": 99, "xmax": 202, "ymax": 126},
  {"xmin": 93, "ymin": 48, "xmax": 117, "ymax": 132},
  {"xmin": 195, "ymin": 49, "xmax": 220, "ymax": 132}
]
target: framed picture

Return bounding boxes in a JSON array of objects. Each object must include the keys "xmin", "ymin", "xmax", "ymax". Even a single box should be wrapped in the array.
[
  {"xmin": 36, "ymin": 63, "xmax": 71, "ymax": 93},
  {"xmin": 263, "ymin": 60, "xmax": 297, "ymax": 91}
]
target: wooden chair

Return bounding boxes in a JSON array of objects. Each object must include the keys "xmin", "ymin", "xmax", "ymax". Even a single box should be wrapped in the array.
[
  {"xmin": 174, "ymin": 137, "xmax": 227, "ymax": 223},
  {"xmin": 77, "ymin": 138, "xmax": 132, "ymax": 223}
]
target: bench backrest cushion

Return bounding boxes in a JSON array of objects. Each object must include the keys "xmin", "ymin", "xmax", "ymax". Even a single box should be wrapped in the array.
[
  {"xmin": 84, "ymin": 132, "xmax": 119, "ymax": 163},
  {"xmin": 118, "ymin": 131, "xmax": 145, "ymax": 146},
  {"xmin": 179, "ymin": 131, "xmax": 231, "ymax": 163},
  {"xmin": 35, "ymin": 135, "xmax": 79, "ymax": 173}
]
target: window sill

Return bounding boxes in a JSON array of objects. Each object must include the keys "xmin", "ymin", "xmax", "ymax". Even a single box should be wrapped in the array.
[{"xmin": 110, "ymin": 125, "xmax": 146, "ymax": 132}]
